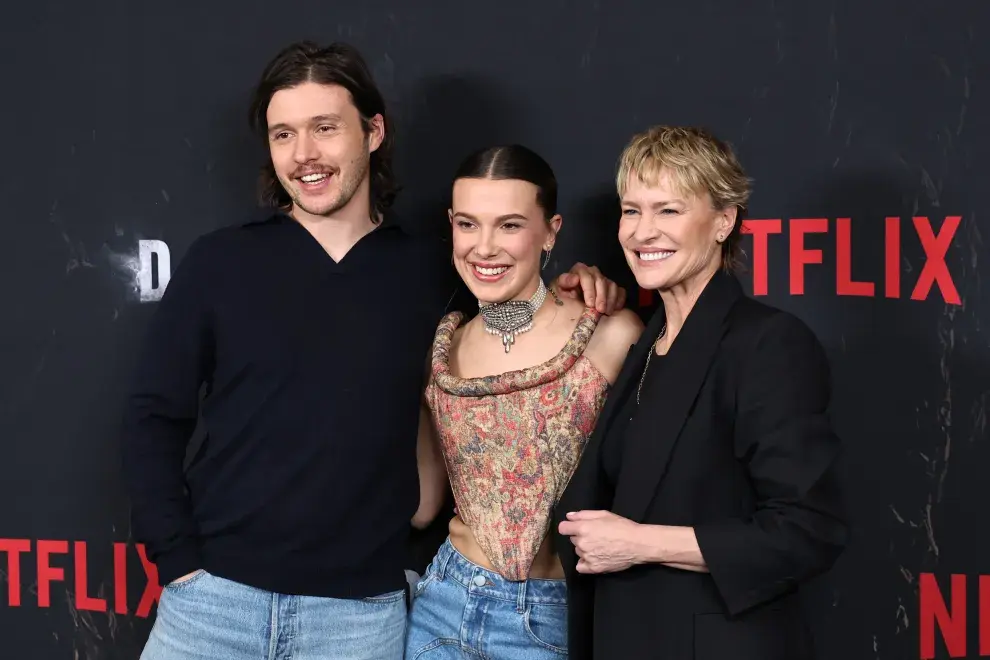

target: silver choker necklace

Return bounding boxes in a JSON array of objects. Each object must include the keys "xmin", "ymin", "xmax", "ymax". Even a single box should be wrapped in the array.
[{"xmin": 479, "ymin": 279, "xmax": 548, "ymax": 353}]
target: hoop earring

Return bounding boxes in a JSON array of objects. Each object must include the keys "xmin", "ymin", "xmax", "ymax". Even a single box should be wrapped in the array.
[{"xmin": 542, "ymin": 247, "xmax": 553, "ymax": 270}]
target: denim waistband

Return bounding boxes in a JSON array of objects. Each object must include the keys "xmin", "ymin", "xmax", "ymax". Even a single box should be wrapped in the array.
[{"xmin": 430, "ymin": 538, "xmax": 567, "ymax": 609}]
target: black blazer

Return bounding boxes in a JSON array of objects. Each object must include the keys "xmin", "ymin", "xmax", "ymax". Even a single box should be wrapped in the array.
[{"xmin": 554, "ymin": 270, "xmax": 849, "ymax": 660}]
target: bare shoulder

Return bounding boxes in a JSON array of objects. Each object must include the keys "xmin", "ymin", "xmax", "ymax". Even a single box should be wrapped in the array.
[
  {"xmin": 584, "ymin": 309, "xmax": 645, "ymax": 384},
  {"xmin": 593, "ymin": 308, "xmax": 646, "ymax": 346}
]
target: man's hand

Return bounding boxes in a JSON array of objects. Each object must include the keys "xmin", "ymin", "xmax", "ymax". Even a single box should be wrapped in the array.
[
  {"xmin": 558, "ymin": 510, "xmax": 642, "ymax": 574},
  {"xmin": 551, "ymin": 263, "xmax": 627, "ymax": 314}
]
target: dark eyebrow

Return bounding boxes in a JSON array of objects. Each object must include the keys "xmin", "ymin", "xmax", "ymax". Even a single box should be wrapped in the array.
[
  {"xmin": 452, "ymin": 212, "xmax": 530, "ymax": 222},
  {"xmin": 267, "ymin": 114, "xmax": 344, "ymax": 135},
  {"xmin": 310, "ymin": 113, "xmax": 343, "ymax": 124}
]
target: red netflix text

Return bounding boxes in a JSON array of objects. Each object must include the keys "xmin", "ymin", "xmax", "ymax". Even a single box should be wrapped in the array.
[
  {"xmin": 920, "ymin": 572, "xmax": 990, "ymax": 658},
  {"xmin": 637, "ymin": 216, "xmax": 961, "ymax": 307},
  {"xmin": 0, "ymin": 539, "xmax": 162, "ymax": 618}
]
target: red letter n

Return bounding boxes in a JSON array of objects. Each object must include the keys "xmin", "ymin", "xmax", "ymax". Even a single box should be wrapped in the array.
[{"xmin": 920, "ymin": 572, "xmax": 966, "ymax": 658}]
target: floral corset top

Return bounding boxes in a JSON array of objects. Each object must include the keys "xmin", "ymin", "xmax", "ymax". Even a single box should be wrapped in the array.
[{"xmin": 425, "ymin": 307, "xmax": 610, "ymax": 581}]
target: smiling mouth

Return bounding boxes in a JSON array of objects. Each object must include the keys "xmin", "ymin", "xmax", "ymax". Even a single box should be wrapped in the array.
[
  {"xmin": 469, "ymin": 263, "xmax": 512, "ymax": 281},
  {"xmin": 298, "ymin": 173, "xmax": 331, "ymax": 183},
  {"xmin": 636, "ymin": 249, "xmax": 675, "ymax": 262},
  {"xmin": 474, "ymin": 264, "xmax": 510, "ymax": 276}
]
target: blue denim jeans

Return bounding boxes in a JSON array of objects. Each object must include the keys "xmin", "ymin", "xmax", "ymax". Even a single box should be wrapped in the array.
[
  {"xmin": 140, "ymin": 570, "xmax": 406, "ymax": 660},
  {"xmin": 405, "ymin": 538, "xmax": 568, "ymax": 658}
]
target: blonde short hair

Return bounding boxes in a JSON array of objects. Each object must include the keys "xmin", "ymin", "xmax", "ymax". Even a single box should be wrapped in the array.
[{"xmin": 616, "ymin": 126, "xmax": 752, "ymax": 271}]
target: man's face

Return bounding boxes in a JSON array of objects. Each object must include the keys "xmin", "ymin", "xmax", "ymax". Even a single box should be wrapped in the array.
[{"xmin": 266, "ymin": 81, "xmax": 383, "ymax": 219}]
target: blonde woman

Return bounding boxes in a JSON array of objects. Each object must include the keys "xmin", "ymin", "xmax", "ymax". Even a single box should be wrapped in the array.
[{"xmin": 556, "ymin": 126, "xmax": 848, "ymax": 660}]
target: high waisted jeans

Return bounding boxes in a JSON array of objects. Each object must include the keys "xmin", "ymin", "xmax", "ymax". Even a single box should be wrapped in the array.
[{"xmin": 405, "ymin": 538, "xmax": 568, "ymax": 659}]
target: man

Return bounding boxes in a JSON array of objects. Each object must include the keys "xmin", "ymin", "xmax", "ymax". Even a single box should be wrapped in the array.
[{"xmin": 121, "ymin": 40, "xmax": 625, "ymax": 660}]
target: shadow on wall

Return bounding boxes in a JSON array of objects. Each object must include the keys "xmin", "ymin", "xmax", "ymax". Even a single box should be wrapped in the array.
[
  {"xmin": 206, "ymin": 92, "xmax": 276, "ymax": 228},
  {"xmin": 776, "ymin": 169, "xmax": 987, "ymax": 660},
  {"xmin": 392, "ymin": 73, "xmax": 528, "ymax": 572},
  {"xmin": 558, "ymin": 182, "xmax": 646, "ymax": 318},
  {"xmin": 392, "ymin": 73, "xmax": 528, "ymax": 238}
]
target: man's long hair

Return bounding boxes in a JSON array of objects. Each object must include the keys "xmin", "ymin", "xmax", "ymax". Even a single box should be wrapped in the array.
[{"xmin": 248, "ymin": 41, "xmax": 399, "ymax": 219}]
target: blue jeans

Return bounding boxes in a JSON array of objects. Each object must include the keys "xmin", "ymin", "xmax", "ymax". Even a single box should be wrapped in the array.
[
  {"xmin": 406, "ymin": 538, "xmax": 568, "ymax": 658},
  {"xmin": 141, "ymin": 570, "xmax": 406, "ymax": 659}
]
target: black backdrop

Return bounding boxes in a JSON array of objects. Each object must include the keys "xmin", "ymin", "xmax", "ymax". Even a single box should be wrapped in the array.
[{"xmin": 2, "ymin": 1, "xmax": 988, "ymax": 658}]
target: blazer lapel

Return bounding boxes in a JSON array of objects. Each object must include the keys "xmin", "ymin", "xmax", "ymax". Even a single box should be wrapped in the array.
[{"xmin": 611, "ymin": 271, "xmax": 744, "ymax": 523}]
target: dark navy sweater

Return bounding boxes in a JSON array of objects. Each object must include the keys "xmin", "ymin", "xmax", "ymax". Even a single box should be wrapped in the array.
[{"xmin": 120, "ymin": 213, "xmax": 465, "ymax": 598}]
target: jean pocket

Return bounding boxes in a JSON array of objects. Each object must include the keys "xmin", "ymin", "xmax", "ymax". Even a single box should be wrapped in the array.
[
  {"xmin": 523, "ymin": 604, "xmax": 568, "ymax": 655},
  {"xmin": 362, "ymin": 589, "xmax": 406, "ymax": 605},
  {"xmin": 164, "ymin": 569, "xmax": 208, "ymax": 591}
]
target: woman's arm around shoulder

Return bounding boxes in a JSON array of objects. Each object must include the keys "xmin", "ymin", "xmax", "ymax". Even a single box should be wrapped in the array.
[{"xmin": 584, "ymin": 308, "xmax": 645, "ymax": 384}]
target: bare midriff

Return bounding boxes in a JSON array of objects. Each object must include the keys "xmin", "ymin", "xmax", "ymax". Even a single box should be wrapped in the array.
[{"xmin": 449, "ymin": 515, "xmax": 565, "ymax": 580}]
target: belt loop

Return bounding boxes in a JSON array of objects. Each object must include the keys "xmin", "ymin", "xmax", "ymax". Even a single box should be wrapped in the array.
[
  {"xmin": 516, "ymin": 578, "xmax": 527, "ymax": 613},
  {"xmin": 437, "ymin": 538, "xmax": 453, "ymax": 581}
]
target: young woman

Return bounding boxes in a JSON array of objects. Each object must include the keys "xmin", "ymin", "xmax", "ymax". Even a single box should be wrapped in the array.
[{"xmin": 405, "ymin": 144, "xmax": 644, "ymax": 659}]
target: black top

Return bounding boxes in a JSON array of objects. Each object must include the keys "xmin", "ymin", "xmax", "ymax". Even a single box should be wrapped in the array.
[
  {"xmin": 601, "ymin": 345, "xmax": 664, "ymax": 489},
  {"xmin": 120, "ymin": 212, "xmax": 470, "ymax": 598},
  {"xmin": 554, "ymin": 271, "xmax": 848, "ymax": 660}
]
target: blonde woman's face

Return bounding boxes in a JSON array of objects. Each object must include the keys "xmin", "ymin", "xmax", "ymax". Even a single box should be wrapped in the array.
[{"xmin": 617, "ymin": 170, "xmax": 734, "ymax": 292}]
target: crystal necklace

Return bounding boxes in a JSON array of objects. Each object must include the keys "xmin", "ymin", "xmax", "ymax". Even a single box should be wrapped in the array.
[{"xmin": 479, "ymin": 279, "xmax": 549, "ymax": 353}]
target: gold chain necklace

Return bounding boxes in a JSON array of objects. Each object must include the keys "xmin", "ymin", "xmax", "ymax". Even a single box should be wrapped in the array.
[{"xmin": 636, "ymin": 323, "xmax": 667, "ymax": 405}]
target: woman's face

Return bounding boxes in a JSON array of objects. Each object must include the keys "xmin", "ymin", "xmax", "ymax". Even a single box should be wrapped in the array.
[
  {"xmin": 618, "ymin": 170, "xmax": 734, "ymax": 293},
  {"xmin": 449, "ymin": 177, "xmax": 560, "ymax": 304}
]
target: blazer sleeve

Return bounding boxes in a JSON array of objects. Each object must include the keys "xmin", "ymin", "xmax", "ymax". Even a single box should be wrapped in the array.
[{"xmin": 693, "ymin": 310, "xmax": 849, "ymax": 618}]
